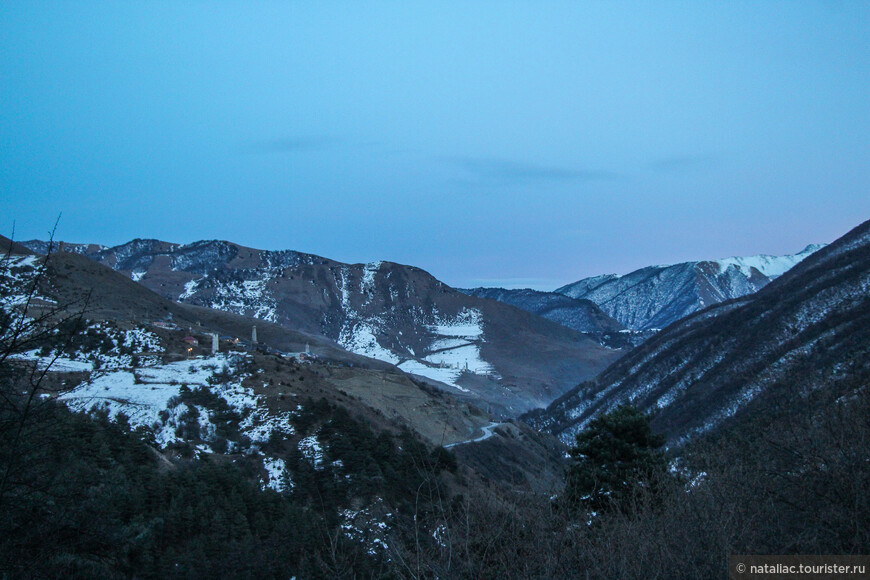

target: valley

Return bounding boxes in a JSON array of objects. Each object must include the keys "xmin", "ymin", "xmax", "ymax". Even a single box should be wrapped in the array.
[{"xmin": 2, "ymin": 221, "xmax": 868, "ymax": 578}]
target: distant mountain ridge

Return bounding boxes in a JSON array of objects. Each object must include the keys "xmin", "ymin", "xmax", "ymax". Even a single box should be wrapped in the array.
[
  {"xmin": 22, "ymin": 238, "xmax": 620, "ymax": 416},
  {"xmin": 457, "ymin": 287, "xmax": 624, "ymax": 334},
  {"xmin": 525, "ymin": 226, "xmax": 868, "ymax": 445},
  {"xmin": 556, "ymin": 245, "xmax": 824, "ymax": 331}
]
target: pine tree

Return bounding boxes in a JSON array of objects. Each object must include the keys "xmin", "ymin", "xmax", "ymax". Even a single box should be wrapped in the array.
[{"xmin": 565, "ymin": 403, "xmax": 667, "ymax": 513}]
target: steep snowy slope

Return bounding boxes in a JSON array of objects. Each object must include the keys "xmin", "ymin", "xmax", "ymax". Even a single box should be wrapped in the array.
[
  {"xmin": 527, "ymin": 223, "xmax": 868, "ymax": 445},
  {"xmin": 556, "ymin": 245, "xmax": 823, "ymax": 330}
]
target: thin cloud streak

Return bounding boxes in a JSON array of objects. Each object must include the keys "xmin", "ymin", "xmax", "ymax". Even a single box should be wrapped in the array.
[{"xmin": 449, "ymin": 157, "xmax": 617, "ymax": 186}]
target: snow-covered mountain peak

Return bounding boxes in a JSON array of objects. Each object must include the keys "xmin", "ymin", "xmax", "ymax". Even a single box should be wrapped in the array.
[
  {"xmin": 557, "ymin": 243, "xmax": 825, "ymax": 331},
  {"xmin": 712, "ymin": 244, "xmax": 824, "ymax": 278}
]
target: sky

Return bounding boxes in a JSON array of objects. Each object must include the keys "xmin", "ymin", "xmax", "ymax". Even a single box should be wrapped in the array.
[{"xmin": 2, "ymin": 1, "xmax": 868, "ymax": 290}]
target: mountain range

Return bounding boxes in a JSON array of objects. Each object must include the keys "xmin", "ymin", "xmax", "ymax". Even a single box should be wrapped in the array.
[
  {"xmin": 555, "ymin": 245, "xmax": 824, "ymax": 330},
  {"xmin": 21, "ymin": 238, "xmax": 620, "ymax": 416},
  {"xmin": 458, "ymin": 287, "xmax": 623, "ymax": 334},
  {"xmin": 2, "ymin": 236, "xmax": 571, "ymax": 492},
  {"xmin": 525, "ymin": 222, "xmax": 869, "ymax": 446},
  {"xmin": 458, "ymin": 287, "xmax": 654, "ymax": 348},
  {"xmin": 7, "ymin": 221, "xmax": 869, "ymax": 576}
]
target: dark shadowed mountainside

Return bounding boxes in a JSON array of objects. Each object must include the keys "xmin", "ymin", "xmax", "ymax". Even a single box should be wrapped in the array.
[
  {"xmin": 458, "ymin": 287, "xmax": 623, "ymax": 334},
  {"xmin": 458, "ymin": 286, "xmax": 655, "ymax": 348},
  {"xmin": 527, "ymin": 223, "xmax": 868, "ymax": 446}
]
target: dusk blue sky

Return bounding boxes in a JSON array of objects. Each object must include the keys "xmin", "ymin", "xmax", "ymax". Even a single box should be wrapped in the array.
[{"xmin": 2, "ymin": 2, "xmax": 868, "ymax": 289}]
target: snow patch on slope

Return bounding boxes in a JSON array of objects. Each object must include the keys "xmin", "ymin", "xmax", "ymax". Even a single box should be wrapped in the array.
[
  {"xmin": 428, "ymin": 308, "xmax": 485, "ymax": 338},
  {"xmin": 361, "ymin": 261, "xmax": 382, "ymax": 297},
  {"xmin": 263, "ymin": 456, "xmax": 293, "ymax": 492},
  {"xmin": 13, "ymin": 350, "xmax": 95, "ymax": 372},
  {"xmin": 209, "ymin": 278, "xmax": 277, "ymax": 322},
  {"xmin": 179, "ymin": 278, "xmax": 202, "ymax": 299},
  {"xmin": 61, "ymin": 357, "xmax": 222, "ymax": 428},
  {"xmin": 338, "ymin": 322, "xmax": 400, "ymax": 365},
  {"xmin": 423, "ymin": 343, "xmax": 493, "ymax": 375},
  {"xmin": 397, "ymin": 308, "xmax": 495, "ymax": 391},
  {"xmin": 298, "ymin": 435, "xmax": 324, "ymax": 469},
  {"xmin": 12, "ymin": 325, "xmax": 164, "ymax": 371},
  {"xmin": 397, "ymin": 360, "xmax": 469, "ymax": 392},
  {"xmin": 0, "ymin": 254, "xmax": 55, "ymax": 308},
  {"xmin": 58, "ymin": 353, "xmax": 299, "ymax": 453}
]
